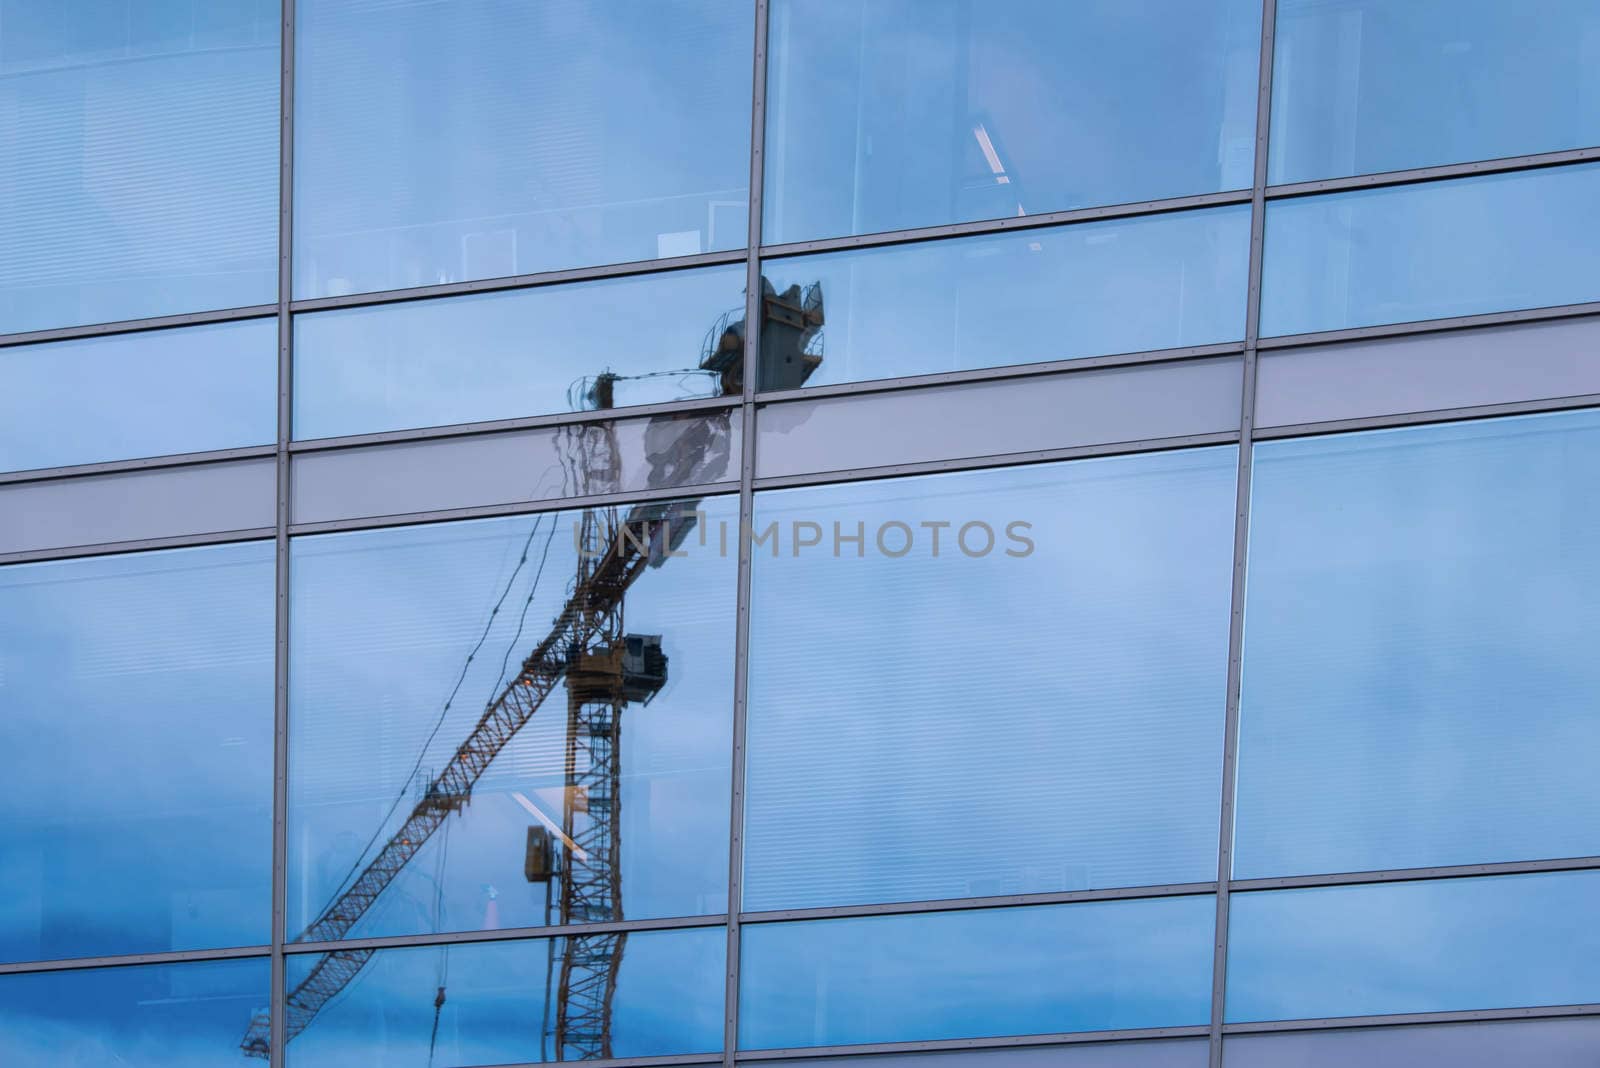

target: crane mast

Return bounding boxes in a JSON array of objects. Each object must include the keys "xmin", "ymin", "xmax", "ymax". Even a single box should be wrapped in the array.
[{"xmin": 242, "ymin": 280, "xmax": 822, "ymax": 1060}]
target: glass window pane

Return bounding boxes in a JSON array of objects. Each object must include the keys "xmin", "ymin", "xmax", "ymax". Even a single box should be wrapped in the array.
[
  {"xmin": 288, "ymin": 496, "xmax": 737, "ymax": 944},
  {"xmin": 760, "ymin": 207, "xmax": 1250, "ymax": 390},
  {"xmin": 763, "ymin": 1040, "xmax": 1208, "ymax": 1068},
  {"xmin": 294, "ymin": 266, "xmax": 745, "ymax": 440},
  {"xmin": 0, "ymin": 957, "xmax": 269, "ymax": 1068},
  {"xmin": 0, "ymin": 542, "xmax": 274, "ymax": 963},
  {"xmin": 1225, "ymin": 1017, "xmax": 1600, "ymax": 1068},
  {"xmin": 764, "ymin": 0, "xmax": 1259, "ymax": 245},
  {"xmin": 1226, "ymin": 871, "xmax": 1600, "ymax": 1022},
  {"xmin": 294, "ymin": 0, "xmax": 752, "ymax": 300},
  {"xmin": 1261, "ymin": 164, "xmax": 1600, "ymax": 337},
  {"xmin": 1270, "ymin": 0, "xmax": 1600, "ymax": 184},
  {"xmin": 745, "ymin": 450, "xmax": 1237, "ymax": 912},
  {"xmin": 1237, "ymin": 410, "xmax": 1600, "ymax": 879},
  {"xmin": 281, "ymin": 927, "xmax": 724, "ymax": 1065},
  {"xmin": 1, "ymin": 319, "xmax": 276, "ymax": 473},
  {"xmin": 739, "ymin": 898, "xmax": 1217, "ymax": 1049},
  {"xmin": 0, "ymin": 0, "xmax": 279, "ymax": 334}
]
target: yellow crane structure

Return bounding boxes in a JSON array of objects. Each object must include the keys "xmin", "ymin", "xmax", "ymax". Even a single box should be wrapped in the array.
[{"xmin": 241, "ymin": 280, "xmax": 822, "ymax": 1060}]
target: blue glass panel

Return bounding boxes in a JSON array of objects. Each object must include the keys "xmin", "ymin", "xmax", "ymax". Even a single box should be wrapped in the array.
[
  {"xmin": 0, "ymin": 957, "xmax": 269, "ymax": 1068},
  {"xmin": 1261, "ymin": 164, "xmax": 1600, "ymax": 336},
  {"xmin": 1226, "ymin": 871, "xmax": 1600, "ymax": 1022},
  {"xmin": 288, "ymin": 496, "xmax": 737, "ymax": 942},
  {"xmin": 745, "ymin": 449, "xmax": 1236, "ymax": 912},
  {"xmin": 764, "ymin": 1041, "xmax": 1209, "ymax": 1068},
  {"xmin": 284, "ymin": 927, "xmax": 724, "ymax": 1065},
  {"xmin": 1271, "ymin": 0, "xmax": 1600, "ymax": 184},
  {"xmin": 0, "ymin": 542, "xmax": 274, "ymax": 963},
  {"xmin": 760, "ymin": 207, "xmax": 1250, "ymax": 390},
  {"xmin": 1226, "ymin": 1017, "xmax": 1600, "ymax": 1068},
  {"xmin": 0, "ymin": 0, "xmax": 279, "ymax": 333},
  {"xmin": 764, "ymin": 0, "xmax": 1259, "ymax": 244},
  {"xmin": 294, "ymin": 0, "xmax": 752, "ymax": 300},
  {"xmin": 1, "ymin": 319, "xmax": 276, "ymax": 472},
  {"xmin": 294, "ymin": 266, "xmax": 745, "ymax": 439},
  {"xmin": 739, "ymin": 898, "xmax": 1216, "ymax": 1049},
  {"xmin": 1238, "ymin": 410, "xmax": 1600, "ymax": 878}
]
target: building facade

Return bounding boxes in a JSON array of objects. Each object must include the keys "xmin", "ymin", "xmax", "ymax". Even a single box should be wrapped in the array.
[{"xmin": 3, "ymin": 0, "xmax": 1600, "ymax": 1065}]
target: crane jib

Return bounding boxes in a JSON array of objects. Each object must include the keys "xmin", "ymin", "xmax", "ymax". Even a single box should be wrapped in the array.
[{"xmin": 239, "ymin": 498, "xmax": 703, "ymax": 1057}]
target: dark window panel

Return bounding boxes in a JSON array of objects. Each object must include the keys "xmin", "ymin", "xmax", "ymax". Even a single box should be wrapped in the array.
[
  {"xmin": 282, "ymin": 927, "xmax": 724, "ymax": 1065},
  {"xmin": 287, "ymin": 496, "xmax": 737, "ymax": 943},
  {"xmin": 1, "ymin": 319, "xmax": 276, "ymax": 474},
  {"xmin": 1238, "ymin": 410, "xmax": 1600, "ymax": 879},
  {"xmin": 755, "ymin": 358, "xmax": 1242, "ymax": 481},
  {"xmin": 1226, "ymin": 871, "xmax": 1600, "ymax": 1022},
  {"xmin": 0, "ymin": 542, "xmax": 274, "ymax": 962},
  {"xmin": 0, "ymin": 458, "xmax": 276, "ymax": 555},
  {"xmin": 1225, "ymin": 1017, "xmax": 1600, "ymax": 1068},
  {"xmin": 739, "ymin": 898, "xmax": 1216, "ymax": 1049},
  {"xmin": 764, "ymin": 0, "xmax": 1259, "ymax": 244},
  {"xmin": 1261, "ymin": 163, "xmax": 1600, "ymax": 337},
  {"xmin": 745, "ymin": 450, "xmax": 1236, "ymax": 911},
  {"xmin": 291, "ymin": 408, "xmax": 740, "ymax": 525},
  {"xmin": 760, "ymin": 206, "xmax": 1250, "ymax": 391},
  {"xmin": 1270, "ymin": 0, "xmax": 1600, "ymax": 184},
  {"xmin": 1255, "ymin": 316, "xmax": 1600, "ymax": 430},
  {"xmin": 0, "ymin": 957, "xmax": 269, "ymax": 1068},
  {"xmin": 0, "ymin": 0, "xmax": 279, "ymax": 333},
  {"xmin": 293, "ymin": 0, "xmax": 752, "ymax": 300},
  {"xmin": 293, "ymin": 266, "xmax": 746, "ymax": 440}
]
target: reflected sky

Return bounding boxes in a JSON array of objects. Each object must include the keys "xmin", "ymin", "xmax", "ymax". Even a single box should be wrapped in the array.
[
  {"xmin": 1238, "ymin": 410, "xmax": 1600, "ymax": 878},
  {"xmin": 0, "ymin": 542, "xmax": 275, "ymax": 963},
  {"xmin": 294, "ymin": 266, "xmax": 745, "ymax": 439},
  {"xmin": 761, "ymin": 207, "xmax": 1249, "ymax": 390},
  {"xmin": 1261, "ymin": 163, "xmax": 1600, "ymax": 336},
  {"xmin": 764, "ymin": 0, "xmax": 1258, "ymax": 244},
  {"xmin": 1271, "ymin": 0, "xmax": 1600, "ymax": 184},
  {"xmin": 294, "ymin": 0, "xmax": 751, "ymax": 299},
  {"xmin": 0, "ymin": 957, "xmax": 268, "ymax": 1068},
  {"xmin": 288, "ymin": 496, "xmax": 737, "ymax": 941},
  {"xmin": 739, "ymin": 898, "xmax": 1216, "ymax": 1049},
  {"xmin": 745, "ymin": 449, "xmax": 1237, "ymax": 911},
  {"xmin": 1, "ymin": 318, "xmax": 276, "ymax": 473},
  {"xmin": 1226, "ymin": 871, "xmax": 1600, "ymax": 1022},
  {"xmin": 286, "ymin": 927, "xmax": 723, "ymax": 1066},
  {"xmin": 0, "ymin": 0, "xmax": 279, "ymax": 333}
]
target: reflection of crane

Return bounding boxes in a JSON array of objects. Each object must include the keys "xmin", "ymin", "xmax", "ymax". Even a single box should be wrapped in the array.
[{"xmin": 241, "ymin": 279, "xmax": 823, "ymax": 1060}]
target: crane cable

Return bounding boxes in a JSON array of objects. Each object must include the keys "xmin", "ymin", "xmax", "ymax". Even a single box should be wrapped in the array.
[
  {"xmin": 427, "ymin": 819, "xmax": 452, "ymax": 1067},
  {"xmin": 311, "ymin": 511, "xmax": 554, "ymax": 927}
]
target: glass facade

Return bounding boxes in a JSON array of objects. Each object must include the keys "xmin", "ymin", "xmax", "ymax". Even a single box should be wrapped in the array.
[{"xmin": 7, "ymin": 2, "xmax": 1600, "ymax": 1066}]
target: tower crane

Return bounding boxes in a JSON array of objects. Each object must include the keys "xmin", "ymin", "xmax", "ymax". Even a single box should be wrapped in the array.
[{"xmin": 241, "ymin": 279, "xmax": 822, "ymax": 1060}]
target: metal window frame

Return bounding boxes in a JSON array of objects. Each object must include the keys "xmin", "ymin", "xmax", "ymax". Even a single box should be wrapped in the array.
[
  {"xmin": 1207, "ymin": 3, "xmax": 1274, "ymax": 1064},
  {"xmin": 270, "ymin": 3, "xmax": 296, "ymax": 1064},
  {"xmin": 11, "ymin": 1, "xmax": 1600, "ymax": 1064}
]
